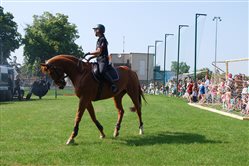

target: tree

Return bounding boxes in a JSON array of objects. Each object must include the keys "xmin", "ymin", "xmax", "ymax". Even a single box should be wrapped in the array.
[
  {"xmin": 196, "ymin": 67, "xmax": 212, "ymax": 80},
  {"xmin": 170, "ymin": 61, "xmax": 190, "ymax": 74},
  {"xmin": 23, "ymin": 12, "xmax": 84, "ymax": 66},
  {"xmin": 0, "ymin": 6, "xmax": 22, "ymax": 64}
]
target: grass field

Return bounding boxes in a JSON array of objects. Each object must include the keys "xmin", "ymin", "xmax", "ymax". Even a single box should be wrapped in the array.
[{"xmin": 1, "ymin": 91, "xmax": 249, "ymax": 165}]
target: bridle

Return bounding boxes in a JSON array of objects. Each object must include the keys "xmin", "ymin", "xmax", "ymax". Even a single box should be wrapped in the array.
[
  {"xmin": 53, "ymin": 66, "xmax": 68, "ymax": 81},
  {"xmin": 46, "ymin": 64, "xmax": 67, "ymax": 88},
  {"xmin": 45, "ymin": 57, "xmax": 87, "ymax": 87}
]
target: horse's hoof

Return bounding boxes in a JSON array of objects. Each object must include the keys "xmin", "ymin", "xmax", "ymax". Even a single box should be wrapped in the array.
[
  {"xmin": 66, "ymin": 138, "xmax": 75, "ymax": 145},
  {"xmin": 100, "ymin": 134, "xmax": 105, "ymax": 139},
  {"xmin": 139, "ymin": 126, "xmax": 144, "ymax": 135},
  {"xmin": 113, "ymin": 129, "xmax": 119, "ymax": 137}
]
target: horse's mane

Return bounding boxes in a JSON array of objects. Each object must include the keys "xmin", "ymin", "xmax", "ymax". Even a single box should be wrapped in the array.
[
  {"xmin": 47, "ymin": 55, "xmax": 79, "ymax": 64},
  {"xmin": 47, "ymin": 55, "xmax": 90, "ymax": 73}
]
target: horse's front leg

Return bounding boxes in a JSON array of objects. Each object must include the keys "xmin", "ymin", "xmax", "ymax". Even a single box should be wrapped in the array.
[{"xmin": 66, "ymin": 98, "xmax": 89, "ymax": 145}]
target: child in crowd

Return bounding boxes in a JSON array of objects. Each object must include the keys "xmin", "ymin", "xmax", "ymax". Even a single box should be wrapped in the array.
[
  {"xmin": 211, "ymin": 84, "xmax": 218, "ymax": 104},
  {"xmin": 199, "ymin": 81, "xmax": 205, "ymax": 104},
  {"xmin": 225, "ymin": 86, "xmax": 232, "ymax": 111},
  {"xmin": 187, "ymin": 80, "xmax": 193, "ymax": 96},
  {"xmin": 218, "ymin": 79, "xmax": 226, "ymax": 103},
  {"xmin": 221, "ymin": 91, "xmax": 226, "ymax": 109},
  {"xmin": 241, "ymin": 83, "xmax": 249, "ymax": 115},
  {"xmin": 190, "ymin": 82, "xmax": 198, "ymax": 103}
]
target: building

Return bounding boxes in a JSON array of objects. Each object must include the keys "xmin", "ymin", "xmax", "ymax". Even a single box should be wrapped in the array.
[
  {"xmin": 154, "ymin": 66, "xmax": 176, "ymax": 84},
  {"xmin": 110, "ymin": 53, "xmax": 154, "ymax": 84},
  {"xmin": 110, "ymin": 53, "xmax": 176, "ymax": 84}
]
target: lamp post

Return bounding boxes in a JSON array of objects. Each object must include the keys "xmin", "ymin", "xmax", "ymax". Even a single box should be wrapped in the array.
[
  {"xmin": 194, "ymin": 13, "xmax": 207, "ymax": 81},
  {"xmin": 153, "ymin": 40, "xmax": 163, "ymax": 93},
  {"xmin": 177, "ymin": 25, "xmax": 189, "ymax": 95},
  {"xmin": 0, "ymin": 38, "xmax": 3, "ymax": 65},
  {"xmin": 147, "ymin": 45, "xmax": 154, "ymax": 86},
  {"xmin": 164, "ymin": 34, "xmax": 174, "ymax": 86},
  {"xmin": 213, "ymin": 16, "xmax": 222, "ymax": 81}
]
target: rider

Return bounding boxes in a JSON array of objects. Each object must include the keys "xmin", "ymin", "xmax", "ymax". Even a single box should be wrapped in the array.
[{"xmin": 84, "ymin": 24, "xmax": 118, "ymax": 93}]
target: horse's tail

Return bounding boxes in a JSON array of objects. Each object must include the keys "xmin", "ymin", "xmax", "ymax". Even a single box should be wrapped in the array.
[
  {"xmin": 127, "ymin": 69, "xmax": 147, "ymax": 112},
  {"xmin": 133, "ymin": 71, "xmax": 147, "ymax": 106},
  {"xmin": 138, "ymin": 83, "xmax": 147, "ymax": 105}
]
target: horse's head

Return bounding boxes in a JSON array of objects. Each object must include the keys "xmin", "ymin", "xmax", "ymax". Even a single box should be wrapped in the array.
[{"xmin": 41, "ymin": 63, "xmax": 66, "ymax": 89}]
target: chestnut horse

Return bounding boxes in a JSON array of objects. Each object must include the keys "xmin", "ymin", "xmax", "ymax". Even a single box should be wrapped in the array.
[{"xmin": 41, "ymin": 55, "xmax": 146, "ymax": 144}]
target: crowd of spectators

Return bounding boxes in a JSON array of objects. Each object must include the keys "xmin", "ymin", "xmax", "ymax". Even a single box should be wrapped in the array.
[{"xmin": 142, "ymin": 73, "xmax": 249, "ymax": 116}]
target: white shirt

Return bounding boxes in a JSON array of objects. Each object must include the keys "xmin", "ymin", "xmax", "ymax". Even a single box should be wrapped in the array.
[{"xmin": 242, "ymin": 87, "xmax": 248, "ymax": 94}]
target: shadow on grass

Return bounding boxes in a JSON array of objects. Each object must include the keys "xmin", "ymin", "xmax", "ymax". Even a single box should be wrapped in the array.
[
  {"xmin": 0, "ymin": 98, "xmax": 62, "ymax": 107},
  {"xmin": 0, "ymin": 102, "xmax": 13, "ymax": 105},
  {"xmin": 122, "ymin": 131, "xmax": 224, "ymax": 146}
]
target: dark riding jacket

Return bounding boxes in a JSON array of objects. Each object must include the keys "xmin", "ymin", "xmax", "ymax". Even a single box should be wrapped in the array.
[{"xmin": 96, "ymin": 35, "xmax": 109, "ymax": 63}]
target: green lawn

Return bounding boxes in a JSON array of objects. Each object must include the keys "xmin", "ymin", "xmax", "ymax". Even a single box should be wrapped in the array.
[{"xmin": 1, "ymin": 92, "xmax": 249, "ymax": 165}]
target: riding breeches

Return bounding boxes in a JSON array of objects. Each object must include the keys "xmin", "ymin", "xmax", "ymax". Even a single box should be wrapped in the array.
[{"xmin": 98, "ymin": 61, "xmax": 108, "ymax": 75}]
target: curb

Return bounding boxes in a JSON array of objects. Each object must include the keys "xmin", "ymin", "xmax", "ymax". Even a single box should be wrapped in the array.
[{"xmin": 188, "ymin": 103, "xmax": 249, "ymax": 121}]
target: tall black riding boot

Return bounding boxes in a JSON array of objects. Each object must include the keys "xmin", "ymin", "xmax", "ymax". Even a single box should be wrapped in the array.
[{"xmin": 104, "ymin": 72, "xmax": 118, "ymax": 93}]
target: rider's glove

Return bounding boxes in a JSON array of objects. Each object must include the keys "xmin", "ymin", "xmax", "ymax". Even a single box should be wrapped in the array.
[{"xmin": 83, "ymin": 52, "xmax": 91, "ymax": 58}]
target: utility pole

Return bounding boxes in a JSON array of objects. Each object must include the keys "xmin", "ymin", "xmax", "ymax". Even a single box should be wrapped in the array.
[
  {"xmin": 194, "ymin": 13, "xmax": 207, "ymax": 81},
  {"xmin": 164, "ymin": 34, "xmax": 174, "ymax": 86},
  {"xmin": 153, "ymin": 40, "xmax": 163, "ymax": 94},
  {"xmin": 213, "ymin": 16, "xmax": 222, "ymax": 81},
  {"xmin": 0, "ymin": 38, "xmax": 3, "ymax": 65},
  {"xmin": 122, "ymin": 36, "xmax": 125, "ymax": 53},
  {"xmin": 177, "ymin": 25, "xmax": 188, "ymax": 95},
  {"xmin": 147, "ymin": 45, "xmax": 154, "ymax": 87}
]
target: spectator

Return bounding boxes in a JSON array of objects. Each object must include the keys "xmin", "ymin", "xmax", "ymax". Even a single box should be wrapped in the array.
[
  {"xmin": 205, "ymin": 75, "xmax": 210, "ymax": 93},
  {"xmin": 187, "ymin": 80, "xmax": 193, "ymax": 96},
  {"xmin": 242, "ymin": 83, "xmax": 248, "ymax": 98},
  {"xmin": 165, "ymin": 83, "xmax": 169, "ymax": 95},
  {"xmin": 210, "ymin": 84, "xmax": 218, "ymax": 104},
  {"xmin": 199, "ymin": 81, "xmax": 205, "ymax": 104},
  {"xmin": 190, "ymin": 82, "xmax": 198, "ymax": 103},
  {"xmin": 8, "ymin": 74, "xmax": 13, "ymax": 97},
  {"xmin": 13, "ymin": 75, "xmax": 21, "ymax": 100},
  {"xmin": 225, "ymin": 87, "xmax": 232, "ymax": 112}
]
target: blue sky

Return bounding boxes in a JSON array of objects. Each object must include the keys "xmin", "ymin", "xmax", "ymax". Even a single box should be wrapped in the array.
[{"xmin": 1, "ymin": 0, "xmax": 248, "ymax": 75}]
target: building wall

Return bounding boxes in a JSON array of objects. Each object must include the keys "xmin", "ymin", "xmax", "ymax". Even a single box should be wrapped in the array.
[{"xmin": 110, "ymin": 53, "xmax": 154, "ymax": 82}]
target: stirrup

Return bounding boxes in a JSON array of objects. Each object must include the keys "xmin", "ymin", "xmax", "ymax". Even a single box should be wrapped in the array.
[{"xmin": 111, "ymin": 84, "xmax": 118, "ymax": 93}]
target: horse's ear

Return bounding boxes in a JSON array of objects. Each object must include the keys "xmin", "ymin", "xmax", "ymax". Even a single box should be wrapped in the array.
[
  {"xmin": 41, "ymin": 63, "xmax": 46, "ymax": 67},
  {"xmin": 41, "ymin": 63, "xmax": 49, "ymax": 73}
]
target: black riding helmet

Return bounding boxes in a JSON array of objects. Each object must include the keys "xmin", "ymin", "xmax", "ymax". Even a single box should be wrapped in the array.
[{"xmin": 93, "ymin": 24, "xmax": 105, "ymax": 33}]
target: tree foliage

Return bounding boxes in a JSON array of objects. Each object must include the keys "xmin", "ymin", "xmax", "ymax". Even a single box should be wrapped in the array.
[
  {"xmin": 23, "ymin": 12, "xmax": 84, "ymax": 65},
  {"xmin": 170, "ymin": 61, "xmax": 190, "ymax": 74},
  {"xmin": 0, "ymin": 6, "xmax": 22, "ymax": 64},
  {"xmin": 196, "ymin": 67, "xmax": 212, "ymax": 80}
]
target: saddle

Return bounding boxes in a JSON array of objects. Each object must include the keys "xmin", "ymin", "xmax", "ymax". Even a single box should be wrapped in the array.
[
  {"xmin": 91, "ymin": 63, "xmax": 119, "ymax": 101},
  {"xmin": 91, "ymin": 63, "xmax": 119, "ymax": 82}
]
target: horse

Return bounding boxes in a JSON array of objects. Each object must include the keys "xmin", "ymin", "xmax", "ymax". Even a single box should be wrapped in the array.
[{"xmin": 41, "ymin": 55, "xmax": 146, "ymax": 145}]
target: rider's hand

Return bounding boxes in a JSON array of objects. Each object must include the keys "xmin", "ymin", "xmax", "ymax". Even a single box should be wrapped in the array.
[
  {"xmin": 87, "ymin": 56, "xmax": 93, "ymax": 62},
  {"xmin": 84, "ymin": 52, "xmax": 91, "ymax": 57}
]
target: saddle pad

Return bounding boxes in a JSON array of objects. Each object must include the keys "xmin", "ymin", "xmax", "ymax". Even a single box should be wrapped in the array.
[
  {"xmin": 91, "ymin": 63, "xmax": 119, "ymax": 82},
  {"xmin": 106, "ymin": 65, "xmax": 119, "ymax": 81}
]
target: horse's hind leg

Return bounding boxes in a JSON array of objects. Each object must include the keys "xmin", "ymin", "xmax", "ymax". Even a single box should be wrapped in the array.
[
  {"xmin": 87, "ymin": 102, "xmax": 105, "ymax": 139},
  {"xmin": 113, "ymin": 91, "xmax": 126, "ymax": 137},
  {"xmin": 127, "ymin": 89, "xmax": 144, "ymax": 135}
]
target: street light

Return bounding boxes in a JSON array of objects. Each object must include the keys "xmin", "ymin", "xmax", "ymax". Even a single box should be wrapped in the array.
[
  {"xmin": 177, "ymin": 25, "xmax": 189, "ymax": 95},
  {"xmin": 147, "ymin": 45, "xmax": 154, "ymax": 86},
  {"xmin": 213, "ymin": 16, "xmax": 222, "ymax": 81},
  {"xmin": 0, "ymin": 38, "xmax": 3, "ymax": 65},
  {"xmin": 164, "ymin": 34, "xmax": 174, "ymax": 86},
  {"xmin": 154, "ymin": 40, "xmax": 163, "ymax": 92},
  {"xmin": 194, "ymin": 13, "xmax": 207, "ymax": 81}
]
